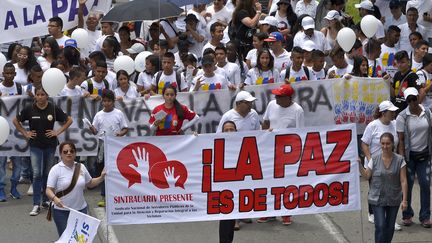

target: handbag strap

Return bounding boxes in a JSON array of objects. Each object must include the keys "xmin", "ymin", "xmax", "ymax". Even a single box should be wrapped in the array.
[{"xmin": 55, "ymin": 163, "xmax": 81, "ymax": 198}]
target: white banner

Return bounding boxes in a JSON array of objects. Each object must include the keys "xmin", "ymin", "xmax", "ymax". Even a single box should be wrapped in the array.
[
  {"xmin": 0, "ymin": 78, "xmax": 389, "ymax": 156},
  {"xmin": 0, "ymin": 0, "xmax": 112, "ymax": 43},
  {"xmin": 105, "ymin": 124, "xmax": 361, "ymax": 225},
  {"xmin": 56, "ymin": 208, "xmax": 101, "ymax": 243}
]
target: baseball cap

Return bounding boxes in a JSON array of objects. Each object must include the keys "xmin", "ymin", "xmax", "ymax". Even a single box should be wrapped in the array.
[
  {"xmin": 259, "ymin": 16, "xmax": 278, "ymax": 27},
  {"xmin": 185, "ymin": 14, "xmax": 199, "ymax": 23},
  {"xmin": 389, "ymin": 0, "xmax": 401, "ymax": 8},
  {"xmin": 272, "ymin": 84, "xmax": 294, "ymax": 96},
  {"xmin": 301, "ymin": 16, "xmax": 315, "ymax": 30},
  {"xmin": 126, "ymin": 43, "xmax": 145, "ymax": 54},
  {"xmin": 302, "ymin": 40, "xmax": 316, "ymax": 52},
  {"xmin": 324, "ymin": 10, "xmax": 342, "ymax": 21},
  {"xmin": 355, "ymin": 0, "xmax": 374, "ymax": 11},
  {"xmin": 403, "ymin": 87, "xmax": 419, "ymax": 100},
  {"xmin": 378, "ymin": 100, "xmax": 398, "ymax": 112},
  {"xmin": 64, "ymin": 39, "xmax": 78, "ymax": 48},
  {"xmin": 235, "ymin": 91, "xmax": 257, "ymax": 102},
  {"xmin": 264, "ymin": 32, "xmax": 284, "ymax": 42}
]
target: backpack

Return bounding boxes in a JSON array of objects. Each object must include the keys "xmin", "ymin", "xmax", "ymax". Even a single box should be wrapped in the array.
[
  {"xmin": 284, "ymin": 66, "xmax": 310, "ymax": 81},
  {"xmin": 87, "ymin": 78, "xmax": 110, "ymax": 94},
  {"xmin": 154, "ymin": 71, "xmax": 182, "ymax": 93}
]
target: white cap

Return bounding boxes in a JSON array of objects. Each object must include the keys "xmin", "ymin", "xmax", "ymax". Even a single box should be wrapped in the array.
[
  {"xmin": 403, "ymin": 87, "xmax": 419, "ymax": 100},
  {"xmin": 126, "ymin": 43, "xmax": 145, "ymax": 54},
  {"xmin": 235, "ymin": 91, "xmax": 257, "ymax": 102},
  {"xmin": 324, "ymin": 10, "xmax": 342, "ymax": 21},
  {"xmin": 301, "ymin": 16, "xmax": 315, "ymax": 30},
  {"xmin": 259, "ymin": 16, "xmax": 278, "ymax": 27},
  {"xmin": 378, "ymin": 100, "xmax": 398, "ymax": 112},
  {"xmin": 355, "ymin": 0, "xmax": 374, "ymax": 11},
  {"xmin": 302, "ymin": 40, "xmax": 316, "ymax": 51}
]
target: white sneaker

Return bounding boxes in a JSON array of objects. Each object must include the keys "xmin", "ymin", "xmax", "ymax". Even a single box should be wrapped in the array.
[
  {"xmin": 29, "ymin": 205, "xmax": 40, "ymax": 216},
  {"xmin": 368, "ymin": 214, "xmax": 375, "ymax": 224},
  {"xmin": 27, "ymin": 185, "xmax": 33, "ymax": 196},
  {"xmin": 394, "ymin": 222, "xmax": 402, "ymax": 231}
]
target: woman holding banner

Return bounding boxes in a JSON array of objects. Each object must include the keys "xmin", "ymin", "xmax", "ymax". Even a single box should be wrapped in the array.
[
  {"xmin": 149, "ymin": 84, "xmax": 199, "ymax": 136},
  {"xmin": 46, "ymin": 141, "xmax": 106, "ymax": 236},
  {"xmin": 358, "ymin": 133, "xmax": 407, "ymax": 243}
]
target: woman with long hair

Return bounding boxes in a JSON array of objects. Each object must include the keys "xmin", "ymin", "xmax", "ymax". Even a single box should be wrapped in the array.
[
  {"xmin": 118, "ymin": 26, "xmax": 133, "ymax": 55},
  {"xmin": 244, "ymin": 49, "xmax": 281, "ymax": 87},
  {"xmin": 231, "ymin": 0, "xmax": 263, "ymax": 59},
  {"xmin": 269, "ymin": 0, "xmax": 297, "ymax": 50},
  {"xmin": 38, "ymin": 37, "xmax": 61, "ymax": 71},
  {"xmin": 102, "ymin": 36, "xmax": 121, "ymax": 71},
  {"xmin": 137, "ymin": 54, "xmax": 161, "ymax": 96},
  {"xmin": 46, "ymin": 142, "xmax": 105, "ymax": 236},
  {"xmin": 13, "ymin": 87, "xmax": 73, "ymax": 216},
  {"xmin": 320, "ymin": 10, "xmax": 344, "ymax": 49},
  {"xmin": 149, "ymin": 84, "xmax": 199, "ymax": 136},
  {"xmin": 114, "ymin": 70, "xmax": 139, "ymax": 100},
  {"xmin": 13, "ymin": 46, "xmax": 38, "ymax": 85},
  {"xmin": 350, "ymin": 55, "xmax": 369, "ymax": 77},
  {"xmin": 245, "ymin": 32, "xmax": 268, "ymax": 69},
  {"xmin": 6, "ymin": 43, "xmax": 22, "ymax": 64},
  {"xmin": 359, "ymin": 133, "xmax": 407, "ymax": 243}
]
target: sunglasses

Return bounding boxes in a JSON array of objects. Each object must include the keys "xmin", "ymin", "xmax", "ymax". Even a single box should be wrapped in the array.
[{"xmin": 62, "ymin": 150, "xmax": 75, "ymax": 154}]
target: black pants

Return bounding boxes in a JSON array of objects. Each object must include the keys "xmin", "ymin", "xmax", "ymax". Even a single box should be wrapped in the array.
[{"xmin": 219, "ymin": 220, "xmax": 235, "ymax": 243}]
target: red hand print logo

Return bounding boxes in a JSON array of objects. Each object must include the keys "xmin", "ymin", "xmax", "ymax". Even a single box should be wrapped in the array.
[{"xmin": 116, "ymin": 142, "xmax": 188, "ymax": 189}]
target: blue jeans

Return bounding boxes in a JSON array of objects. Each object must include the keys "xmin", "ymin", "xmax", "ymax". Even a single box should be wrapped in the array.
[
  {"xmin": 402, "ymin": 155, "xmax": 431, "ymax": 222},
  {"xmin": 373, "ymin": 205, "xmax": 399, "ymax": 243},
  {"xmin": 20, "ymin": 156, "xmax": 32, "ymax": 180},
  {"xmin": 53, "ymin": 206, "xmax": 88, "ymax": 236},
  {"xmin": 0, "ymin": 156, "xmax": 22, "ymax": 191},
  {"xmin": 30, "ymin": 146, "xmax": 56, "ymax": 205}
]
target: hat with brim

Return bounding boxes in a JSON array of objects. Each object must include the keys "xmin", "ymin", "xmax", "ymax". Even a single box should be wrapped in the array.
[
  {"xmin": 272, "ymin": 84, "xmax": 294, "ymax": 96},
  {"xmin": 235, "ymin": 91, "xmax": 257, "ymax": 102},
  {"xmin": 378, "ymin": 100, "xmax": 398, "ymax": 112},
  {"xmin": 403, "ymin": 87, "xmax": 419, "ymax": 100}
]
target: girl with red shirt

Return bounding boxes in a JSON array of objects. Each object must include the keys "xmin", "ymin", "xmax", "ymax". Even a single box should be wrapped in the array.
[{"xmin": 149, "ymin": 85, "xmax": 199, "ymax": 136}]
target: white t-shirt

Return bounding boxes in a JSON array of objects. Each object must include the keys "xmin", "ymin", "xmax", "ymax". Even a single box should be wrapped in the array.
[
  {"xmin": 271, "ymin": 49, "xmax": 292, "ymax": 72},
  {"xmin": 263, "ymin": 100, "xmax": 304, "ymax": 129},
  {"xmin": 295, "ymin": 0, "xmax": 319, "ymax": 18},
  {"xmin": 190, "ymin": 73, "xmax": 229, "ymax": 91},
  {"xmin": 84, "ymin": 29, "xmax": 102, "ymax": 56},
  {"xmin": 308, "ymin": 67, "xmax": 326, "ymax": 80},
  {"xmin": 81, "ymin": 78, "xmax": 113, "ymax": 95},
  {"xmin": 293, "ymin": 31, "xmax": 330, "ymax": 52},
  {"xmin": 361, "ymin": 119, "xmax": 398, "ymax": 156},
  {"xmin": 245, "ymin": 68, "xmax": 281, "ymax": 85},
  {"xmin": 55, "ymin": 35, "xmax": 71, "ymax": 48},
  {"xmin": 137, "ymin": 72, "xmax": 154, "ymax": 90},
  {"xmin": 88, "ymin": 69, "xmax": 117, "ymax": 90},
  {"xmin": 95, "ymin": 33, "xmax": 121, "ymax": 52},
  {"xmin": 152, "ymin": 71, "xmax": 187, "ymax": 94},
  {"xmin": 417, "ymin": 69, "xmax": 432, "ymax": 109},
  {"xmin": 274, "ymin": 11, "xmax": 291, "ymax": 30},
  {"xmin": 219, "ymin": 62, "xmax": 242, "ymax": 86},
  {"xmin": 246, "ymin": 48, "xmax": 258, "ymax": 68},
  {"xmin": 411, "ymin": 59, "xmax": 422, "ymax": 72},
  {"xmin": 37, "ymin": 56, "xmax": 51, "ymax": 72},
  {"xmin": 12, "ymin": 63, "xmax": 28, "ymax": 85},
  {"xmin": 396, "ymin": 105, "xmax": 431, "ymax": 152},
  {"xmin": 205, "ymin": 5, "xmax": 232, "ymax": 39},
  {"xmin": 114, "ymin": 85, "xmax": 140, "ymax": 100},
  {"xmin": 327, "ymin": 64, "xmax": 353, "ymax": 78},
  {"xmin": 380, "ymin": 44, "xmax": 399, "ymax": 78},
  {"xmin": 406, "ymin": 0, "xmax": 432, "ymax": 38},
  {"xmin": 280, "ymin": 66, "xmax": 310, "ymax": 83},
  {"xmin": 397, "ymin": 23, "xmax": 427, "ymax": 53},
  {"xmin": 59, "ymin": 85, "xmax": 84, "ymax": 97},
  {"xmin": 0, "ymin": 82, "xmax": 20, "ymax": 96},
  {"xmin": 92, "ymin": 108, "xmax": 129, "ymax": 138},
  {"xmin": 217, "ymin": 109, "xmax": 260, "ymax": 133},
  {"xmin": 47, "ymin": 161, "xmax": 92, "ymax": 211}
]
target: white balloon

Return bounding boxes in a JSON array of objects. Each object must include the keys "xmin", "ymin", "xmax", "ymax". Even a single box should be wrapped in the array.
[
  {"xmin": 0, "ymin": 116, "xmax": 10, "ymax": 145},
  {"xmin": 0, "ymin": 53, "xmax": 6, "ymax": 71},
  {"xmin": 336, "ymin": 27, "xmax": 357, "ymax": 52},
  {"xmin": 114, "ymin": 56, "xmax": 135, "ymax": 75},
  {"xmin": 71, "ymin": 28, "xmax": 89, "ymax": 48},
  {"xmin": 42, "ymin": 68, "xmax": 67, "ymax": 97},
  {"xmin": 361, "ymin": 15, "xmax": 379, "ymax": 38},
  {"xmin": 134, "ymin": 51, "xmax": 153, "ymax": 72}
]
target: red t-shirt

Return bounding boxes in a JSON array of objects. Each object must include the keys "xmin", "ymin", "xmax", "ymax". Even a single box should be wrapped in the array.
[{"xmin": 149, "ymin": 103, "xmax": 197, "ymax": 136}]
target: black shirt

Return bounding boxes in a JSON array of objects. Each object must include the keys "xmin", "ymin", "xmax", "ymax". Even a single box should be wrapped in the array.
[
  {"xmin": 16, "ymin": 102, "xmax": 68, "ymax": 148},
  {"xmin": 391, "ymin": 71, "xmax": 421, "ymax": 111},
  {"xmin": 234, "ymin": 9, "xmax": 254, "ymax": 44}
]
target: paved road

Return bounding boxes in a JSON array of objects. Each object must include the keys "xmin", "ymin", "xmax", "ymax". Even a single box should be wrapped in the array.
[{"xmin": 0, "ymin": 176, "xmax": 431, "ymax": 243}]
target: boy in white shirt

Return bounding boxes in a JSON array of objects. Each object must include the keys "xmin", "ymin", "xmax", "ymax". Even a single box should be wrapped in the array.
[
  {"xmin": 281, "ymin": 47, "xmax": 311, "ymax": 83},
  {"xmin": 0, "ymin": 63, "xmax": 23, "ymax": 96},
  {"xmin": 81, "ymin": 61, "xmax": 112, "ymax": 100},
  {"xmin": 215, "ymin": 45, "xmax": 242, "ymax": 87},
  {"xmin": 309, "ymin": 50, "xmax": 327, "ymax": 80},
  {"xmin": 151, "ymin": 52, "xmax": 188, "ymax": 94},
  {"xmin": 327, "ymin": 47, "xmax": 353, "ymax": 78},
  {"xmin": 59, "ymin": 67, "xmax": 89, "ymax": 97},
  {"xmin": 190, "ymin": 55, "xmax": 234, "ymax": 91}
]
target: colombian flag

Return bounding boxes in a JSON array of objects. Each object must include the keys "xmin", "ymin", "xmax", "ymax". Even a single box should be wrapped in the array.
[
  {"xmin": 256, "ymin": 76, "xmax": 275, "ymax": 85},
  {"xmin": 202, "ymin": 83, "xmax": 222, "ymax": 90},
  {"xmin": 159, "ymin": 114, "xmax": 173, "ymax": 130},
  {"xmin": 382, "ymin": 52, "xmax": 395, "ymax": 67}
]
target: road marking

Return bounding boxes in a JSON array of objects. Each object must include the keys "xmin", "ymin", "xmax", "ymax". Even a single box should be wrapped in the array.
[
  {"xmin": 315, "ymin": 214, "xmax": 349, "ymax": 243},
  {"xmin": 93, "ymin": 207, "xmax": 119, "ymax": 243}
]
